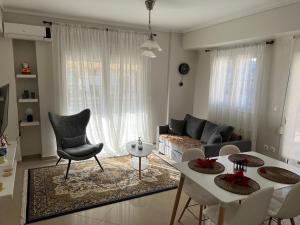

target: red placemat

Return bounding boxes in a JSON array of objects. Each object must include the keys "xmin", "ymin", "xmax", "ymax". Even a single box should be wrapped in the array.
[
  {"xmin": 215, "ymin": 173, "xmax": 260, "ymax": 195},
  {"xmin": 228, "ymin": 154, "xmax": 264, "ymax": 167},
  {"xmin": 188, "ymin": 159, "xmax": 225, "ymax": 174},
  {"xmin": 258, "ymin": 166, "xmax": 300, "ymax": 184}
]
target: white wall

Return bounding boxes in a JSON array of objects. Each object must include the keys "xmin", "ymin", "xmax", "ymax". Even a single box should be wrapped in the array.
[
  {"xmin": 167, "ymin": 33, "xmax": 198, "ymax": 121},
  {"xmin": 0, "ymin": 38, "xmax": 21, "ymax": 160},
  {"xmin": 192, "ymin": 51, "xmax": 210, "ymax": 119},
  {"xmin": 183, "ymin": 2, "xmax": 300, "ymax": 50},
  {"xmin": 36, "ymin": 41, "xmax": 56, "ymax": 157}
]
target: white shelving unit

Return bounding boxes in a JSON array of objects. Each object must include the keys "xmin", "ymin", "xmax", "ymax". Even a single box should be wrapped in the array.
[
  {"xmin": 0, "ymin": 142, "xmax": 17, "ymax": 199},
  {"xmin": 18, "ymin": 98, "xmax": 38, "ymax": 103},
  {"xmin": 20, "ymin": 121, "xmax": 40, "ymax": 127},
  {"xmin": 16, "ymin": 74, "xmax": 37, "ymax": 79}
]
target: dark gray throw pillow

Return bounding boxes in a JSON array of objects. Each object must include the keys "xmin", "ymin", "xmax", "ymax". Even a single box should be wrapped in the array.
[
  {"xmin": 207, "ymin": 132, "xmax": 223, "ymax": 144},
  {"xmin": 61, "ymin": 134, "xmax": 87, "ymax": 149},
  {"xmin": 184, "ymin": 114, "xmax": 206, "ymax": 139},
  {"xmin": 200, "ymin": 121, "xmax": 219, "ymax": 143},
  {"xmin": 170, "ymin": 119, "xmax": 186, "ymax": 136},
  {"xmin": 217, "ymin": 125, "xmax": 234, "ymax": 142}
]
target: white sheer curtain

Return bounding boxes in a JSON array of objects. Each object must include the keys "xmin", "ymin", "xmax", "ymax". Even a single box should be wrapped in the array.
[
  {"xmin": 208, "ymin": 44, "xmax": 267, "ymax": 149},
  {"xmin": 52, "ymin": 24, "xmax": 153, "ymax": 157},
  {"xmin": 281, "ymin": 38, "xmax": 300, "ymax": 161}
]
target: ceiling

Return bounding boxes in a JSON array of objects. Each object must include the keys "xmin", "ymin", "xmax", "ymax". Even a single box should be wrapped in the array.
[{"xmin": 2, "ymin": 0, "xmax": 300, "ymax": 32}]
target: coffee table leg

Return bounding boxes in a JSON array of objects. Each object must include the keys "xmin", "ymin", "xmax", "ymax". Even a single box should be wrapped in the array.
[
  {"xmin": 169, "ymin": 174, "xmax": 185, "ymax": 225},
  {"xmin": 139, "ymin": 157, "xmax": 141, "ymax": 180},
  {"xmin": 217, "ymin": 206, "xmax": 225, "ymax": 225}
]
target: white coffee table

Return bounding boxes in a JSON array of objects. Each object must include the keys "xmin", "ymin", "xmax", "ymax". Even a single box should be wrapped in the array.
[{"xmin": 126, "ymin": 141, "xmax": 153, "ymax": 180}]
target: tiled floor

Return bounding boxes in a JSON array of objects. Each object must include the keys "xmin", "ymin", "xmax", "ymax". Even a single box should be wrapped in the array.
[{"xmin": 0, "ymin": 158, "xmax": 299, "ymax": 225}]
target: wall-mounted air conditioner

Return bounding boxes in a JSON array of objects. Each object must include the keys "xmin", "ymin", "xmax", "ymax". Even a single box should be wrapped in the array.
[{"xmin": 4, "ymin": 22, "xmax": 51, "ymax": 41}]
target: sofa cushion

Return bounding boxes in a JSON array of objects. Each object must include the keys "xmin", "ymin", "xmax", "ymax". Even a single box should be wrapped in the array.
[
  {"xmin": 184, "ymin": 114, "xmax": 206, "ymax": 139},
  {"xmin": 200, "ymin": 121, "xmax": 219, "ymax": 143},
  {"xmin": 159, "ymin": 134, "xmax": 202, "ymax": 154},
  {"xmin": 207, "ymin": 132, "xmax": 223, "ymax": 144},
  {"xmin": 217, "ymin": 125, "xmax": 234, "ymax": 142},
  {"xmin": 61, "ymin": 134, "xmax": 86, "ymax": 149},
  {"xmin": 170, "ymin": 119, "xmax": 186, "ymax": 136}
]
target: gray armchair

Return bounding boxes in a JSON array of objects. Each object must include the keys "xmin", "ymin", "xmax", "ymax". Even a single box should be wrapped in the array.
[{"xmin": 48, "ymin": 109, "xmax": 104, "ymax": 179}]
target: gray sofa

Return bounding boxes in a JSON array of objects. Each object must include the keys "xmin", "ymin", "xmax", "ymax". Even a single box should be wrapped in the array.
[{"xmin": 157, "ymin": 114, "xmax": 251, "ymax": 162}]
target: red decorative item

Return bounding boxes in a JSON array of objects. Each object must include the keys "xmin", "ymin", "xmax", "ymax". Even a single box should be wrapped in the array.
[
  {"xmin": 259, "ymin": 167, "xmax": 267, "ymax": 174},
  {"xmin": 21, "ymin": 62, "xmax": 31, "ymax": 74},
  {"xmin": 195, "ymin": 158, "xmax": 217, "ymax": 169},
  {"xmin": 222, "ymin": 171, "xmax": 250, "ymax": 187}
]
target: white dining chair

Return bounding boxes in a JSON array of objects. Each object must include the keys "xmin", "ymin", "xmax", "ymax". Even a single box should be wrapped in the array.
[
  {"xmin": 267, "ymin": 182, "xmax": 300, "ymax": 225},
  {"xmin": 203, "ymin": 187, "xmax": 274, "ymax": 225},
  {"xmin": 179, "ymin": 148, "xmax": 219, "ymax": 225},
  {"xmin": 219, "ymin": 145, "xmax": 240, "ymax": 156}
]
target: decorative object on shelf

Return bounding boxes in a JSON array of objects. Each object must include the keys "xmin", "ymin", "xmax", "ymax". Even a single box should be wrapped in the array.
[
  {"xmin": 21, "ymin": 62, "xmax": 31, "ymax": 74},
  {"xmin": 141, "ymin": 0, "xmax": 162, "ymax": 58},
  {"xmin": 0, "ymin": 182, "xmax": 3, "ymax": 192},
  {"xmin": 131, "ymin": 143, "xmax": 136, "ymax": 148},
  {"xmin": 178, "ymin": 63, "xmax": 190, "ymax": 87},
  {"xmin": 0, "ymin": 135, "xmax": 8, "ymax": 164},
  {"xmin": 22, "ymin": 90, "xmax": 30, "ymax": 99},
  {"xmin": 30, "ymin": 92, "xmax": 36, "ymax": 99},
  {"xmin": 25, "ymin": 108, "xmax": 33, "ymax": 122},
  {"xmin": 138, "ymin": 137, "xmax": 143, "ymax": 150}
]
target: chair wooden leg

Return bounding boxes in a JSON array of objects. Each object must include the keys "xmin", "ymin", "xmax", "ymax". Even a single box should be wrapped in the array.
[
  {"xmin": 290, "ymin": 218, "xmax": 295, "ymax": 225},
  {"xmin": 65, "ymin": 159, "xmax": 71, "ymax": 180},
  {"xmin": 199, "ymin": 205, "xmax": 203, "ymax": 225},
  {"xmin": 94, "ymin": 156, "xmax": 104, "ymax": 171},
  {"xmin": 178, "ymin": 197, "xmax": 191, "ymax": 222},
  {"xmin": 277, "ymin": 219, "xmax": 282, "ymax": 225},
  {"xmin": 268, "ymin": 217, "xmax": 272, "ymax": 225},
  {"xmin": 56, "ymin": 157, "xmax": 62, "ymax": 165}
]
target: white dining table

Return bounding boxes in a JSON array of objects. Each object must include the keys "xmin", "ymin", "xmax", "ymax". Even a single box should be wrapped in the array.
[{"xmin": 169, "ymin": 151, "xmax": 300, "ymax": 225}]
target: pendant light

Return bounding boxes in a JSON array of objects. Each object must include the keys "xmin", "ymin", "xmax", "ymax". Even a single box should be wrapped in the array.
[{"xmin": 141, "ymin": 0, "xmax": 162, "ymax": 58}]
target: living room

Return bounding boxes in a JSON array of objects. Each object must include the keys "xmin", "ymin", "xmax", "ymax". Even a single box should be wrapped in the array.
[{"xmin": 1, "ymin": 0, "xmax": 300, "ymax": 225}]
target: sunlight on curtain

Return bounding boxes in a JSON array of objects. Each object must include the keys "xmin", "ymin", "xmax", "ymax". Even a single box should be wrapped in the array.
[
  {"xmin": 281, "ymin": 38, "xmax": 300, "ymax": 161},
  {"xmin": 52, "ymin": 24, "xmax": 153, "ymax": 157},
  {"xmin": 208, "ymin": 44, "xmax": 266, "ymax": 149}
]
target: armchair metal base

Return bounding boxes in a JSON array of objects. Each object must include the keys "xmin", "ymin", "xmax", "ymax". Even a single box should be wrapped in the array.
[{"xmin": 55, "ymin": 156, "xmax": 104, "ymax": 180}]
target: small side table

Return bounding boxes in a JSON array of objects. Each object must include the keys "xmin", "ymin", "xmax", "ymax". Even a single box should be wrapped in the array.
[{"xmin": 126, "ymin": 141, "xmax": 153, "ymax": 180}]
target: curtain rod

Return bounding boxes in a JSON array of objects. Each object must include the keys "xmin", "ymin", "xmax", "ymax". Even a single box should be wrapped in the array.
[
  {"xmin": 204, "ymin": 40, "xmax": 275, "ymax": 52},
  {"xmin": 43, "ymin": 20, "xmax": 151, "ymax": 35}
]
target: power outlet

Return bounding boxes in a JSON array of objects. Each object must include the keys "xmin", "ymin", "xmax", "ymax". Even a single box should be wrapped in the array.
[
  {"xmin": 270, "ymin": 146, "xmax": 276, "ymax": 153},
  {"xmin": 264, "ymin": 145, "xmax": 269, "ymax": 151}
]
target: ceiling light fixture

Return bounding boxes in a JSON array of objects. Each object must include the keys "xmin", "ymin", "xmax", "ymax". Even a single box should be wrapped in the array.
[{"xmin": 141, "ymin": 0, "xmax": 162, "ymax": 58}]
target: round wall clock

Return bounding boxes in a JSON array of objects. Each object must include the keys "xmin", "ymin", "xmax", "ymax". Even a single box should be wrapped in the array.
[{"xmin": 178, "ymin": 63, "xmax": 190, "ymax": 75}]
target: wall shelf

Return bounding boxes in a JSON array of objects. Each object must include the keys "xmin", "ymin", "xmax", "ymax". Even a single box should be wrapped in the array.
[
  {"xmin": 16, "ymin": 74, "xmax": 37, "ymax": 79},
  {"xmin": 18, "ymin": 98, "xmax": 38, "ymax": 103},
  {"xmin": 20, "ymin": 121, "xmax": 40, "ymax": 127},
  {"xmin": 0, "ymin": 142, "xmax": 17, "ymax": 199}
]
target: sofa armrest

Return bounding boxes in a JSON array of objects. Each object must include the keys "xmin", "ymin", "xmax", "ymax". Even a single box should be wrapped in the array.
[
  {"xmin": 202, "ymin": 140, "xmax": 252, "ymax": 158},
  {"xmin": 156, "ymin": 125, "xmax": 170, "ymax": 149}
]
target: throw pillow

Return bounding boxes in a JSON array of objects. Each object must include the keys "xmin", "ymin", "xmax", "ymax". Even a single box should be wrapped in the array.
[
  {"xmin": 170, "ymin": 119, "xmax": 186, "ymax": 136},
  {"xmin": 217, "ymin": 125, "xmax": 234, "ymax": 142},
  {"xmin": 184, "ymin": 114, "xmax": 206, "ymax": 139},
  {"xmin": 200, "ymin": 121, "xmax": 219, "ymax": 143},
  {"xmin": 61, "ymin": 134, "xmax": 87, "ymax": 149},
  {"xmin": 207, "ymin": 132, "xmax": 223, "ymax": 144}
]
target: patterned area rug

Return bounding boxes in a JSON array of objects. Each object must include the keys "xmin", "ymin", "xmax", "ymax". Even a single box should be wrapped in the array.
[{"xmin": 25, "ymin": 153, "xmax": 179, "ymax": 224}]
